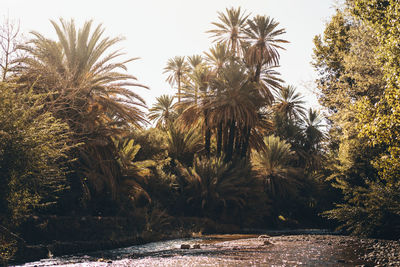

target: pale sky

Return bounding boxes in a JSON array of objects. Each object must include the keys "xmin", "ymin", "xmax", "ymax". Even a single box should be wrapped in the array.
[{"xmin": 2, "ymin": 0, "xmax": 337, "ymax": 109}]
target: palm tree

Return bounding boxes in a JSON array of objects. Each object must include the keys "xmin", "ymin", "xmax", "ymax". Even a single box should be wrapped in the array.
[
  {"xmin": 187, "ymin": 55, "xmax": 204, "ymax": 104},
  {"xmin": 187, "ymin": 54, "xmax": 203, "ymax": 70},
  {"xmin": 303, "ymin": 108, "xmax": 324, "ymax": 149},
  {"xmin": 208, "ymin": 7, "xmax": 250, "ymax": 56},
  {"xmin": 179, "ymin": 65, "xmax": 215, "ymax": 157},
  {"xmin": 17, "ymin": 19, "xmax": 148, "ymax": 202},
  {"xmin": 17, "ymin": 19, "xmax": 148, "ymax": 133},
  {"xmin": 177, "ymin": 156, "xmax": 257, "ymax": 222},
  {"xmin": 204, "ymin": 43, "xmax": 232, "ymax": 75},
  {"xmin": 113, "ymin": 135, "xmax": 153, "ymax": 208},
  {"xmin": 274, "ymin": 85, "xmax": 306, "ymax": 120},
  {"xmin": 148, "ymin": 94, "xmax": 176, "ymax": 128},
  {"xmin": 244, "ymin": 58, "xmax": 283, "ymax": 105},
  {"xmin": 208, "ymin": 62, "xmax": 268, "ymax": 160},
  {"xmin": 163, "ymin": 56, "xmax": 190, "ymax": 103},
  {"xmin": 301, "ymin": 108, "xmax": 325, "ymax": 171},
  {"xmin": 245, "ymin": 15, "xmax": 288, "ymax": 82},
  {"xmin": 166, "ymin": 122, "xmax": 203, "ymax": 166},
  {"xmin": 252, "ymin": 135, "xmax": 301, "ymax": 199}
]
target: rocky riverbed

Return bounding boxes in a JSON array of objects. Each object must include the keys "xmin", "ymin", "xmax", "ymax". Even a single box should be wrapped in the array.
[{"xmin": 20, "ymin": 234, "xmax": 400, "ymax": 266}]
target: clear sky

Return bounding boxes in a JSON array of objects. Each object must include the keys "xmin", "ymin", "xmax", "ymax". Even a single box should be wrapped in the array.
[{"xmin": 2, "ymin": 0, "xmax": 337, "ymax": 109}]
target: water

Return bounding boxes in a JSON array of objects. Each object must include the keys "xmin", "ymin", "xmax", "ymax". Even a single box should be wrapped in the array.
[{"xmin": 18, "ymin": 234, "xmax": 374, "ymax": 266}]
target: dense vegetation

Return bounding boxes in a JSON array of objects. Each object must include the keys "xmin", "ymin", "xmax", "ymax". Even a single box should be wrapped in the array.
[
  {"xmin": 313, "ymin": 0, "xmax": 400, "ymax": 238},
  {"xmin": 1, "ymin": 2, "xmax": 400, "ymax": 263}
]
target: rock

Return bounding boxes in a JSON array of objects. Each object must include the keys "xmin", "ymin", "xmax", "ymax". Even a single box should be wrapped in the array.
[
  {"xmin": 192, "ymin": 244, "xmax": 201, "ymax": 249},
  {"xmin": 181, "ymin": 244, "xmax": 190, "ymax": 249},
  {"xmin": 258, "ymin": 235, "xmax": 270, "ymax": 239},
  {"xmin": 263, "ymin": 240, "xmax": 272, "ymax": 245}
]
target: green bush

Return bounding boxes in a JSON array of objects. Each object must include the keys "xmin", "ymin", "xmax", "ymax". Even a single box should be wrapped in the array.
[{"xmin": 0, "ymin": 83, "xmax": 74, "ymax": 223}]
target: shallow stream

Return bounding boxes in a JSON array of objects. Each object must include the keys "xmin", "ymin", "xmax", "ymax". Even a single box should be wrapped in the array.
[{"xmin": 19, "ymin": 234, "xmax": 376, "ymax": 266}]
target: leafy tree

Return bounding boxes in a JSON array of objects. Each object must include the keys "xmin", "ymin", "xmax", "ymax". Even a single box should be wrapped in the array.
[
  {"xmin": 0, "ymin": 17, "xmax": 21, "ymax": 81},
  {"xmin": 314, "ymin": 3, "xmax": 400, "ymax": 238},
  {"xmin": 350, "ymin": 0, "xmax": 400, "ymax": 184}
]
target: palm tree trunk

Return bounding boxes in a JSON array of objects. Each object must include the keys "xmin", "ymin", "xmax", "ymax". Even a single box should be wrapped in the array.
[
  {"xmin": 226, "ymin": 120, "xmax": 236, "ymax": 162},
  {"xmin": 254, "ymin": 45, "xmax": 264, "ymax": 83},
  {"xmin": 204, "ymin": 110, "xmax": 211, "ymax": 158},
  {"xmin": 241, "ymin": 126, "xmax": 251, "ymax": 158},
  {"xmin": 254, "ymin": 63, "xmax": 261, "ymax": 83},
  {"xmin": 216, "ymin": 122, "xmax": 222, "ymax": 157},
  {"xmin": 235, "ymin": 128, "xmax": 242, "ymax": 157},
  {"xmin": 178, "ymin": 75, "xmax": 181, "ymax": 103},
  {"xmin": 205, "ymin": 128, "xmax": 211, "ymax": 158}
]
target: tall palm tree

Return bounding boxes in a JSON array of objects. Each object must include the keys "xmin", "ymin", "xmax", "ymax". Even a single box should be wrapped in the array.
[
  {"xmin": 245, "ymin": 15, "xmax": 288, "ymax": 82},
  {"xmin": 148, "ymin": 94, "xmax": 176, "ymax": 128},
  {"xmin": 204, "ymin": 43, "xmax": 232, "ymax": 75},
  {"xmin": 163, "ymin": 56, "xmax": 189, "ymax": 103},
  {"xmin": 179, "ymin": 65, "xmax": 215, "ymax": 157},
  {"xmin": 187, "ymin": 55, "xmax": 204, "ymax": 104},
  {"xmin": 17, "ymin": 19, "xmax": 148, "ymax": 133},
  {"xmin": 301, "ymin": 108, "xmax": 325, "ymax": 171},
  {"xmin": 244, "ymin": 58, "xmax": 283, "ymax": 105},
  {"xmin": 17, "ymin": 19, "xmax": 148, "ymax": 202},
  {"xmin": 208, "ymin": 7, "xmax": 250, "ymax": 56},
  {"xmin": 303, "ymin": 108, "xmax": 324, "ymax": 149},
  {"xmin": 187, "ymin": 54, "xmax": 203, "ymax": 70},
  {"xmin": 208, "ymin": 62, "xmax": 268, "ymax": 160},
  {"xmin": 274, "ymin": 85, "xmax": 306, "ymax": 121},
  {"xmin": 204, "ymin": 44, "xmax": 232, "ymax": 157}
]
